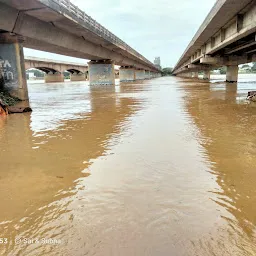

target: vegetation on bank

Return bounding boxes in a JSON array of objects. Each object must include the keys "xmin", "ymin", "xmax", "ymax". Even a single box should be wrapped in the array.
[
  {"xmin": 26, "ymin": 69, "xmax": 45, "ymax": 78},
  {"xmin": 240, "ymin": 62, "xmax": 256, "ymax": 73},
  {"xmin": 0, "ymin": 91, "xmax": 21, "ymax": 106},
  {"xmin": 215, "ymin": 66, "xmax": 227, "ymax": 74},
  {"xmin": 161, "ymin": 67, "xmax": 173, "ymax": 76},
  {"xmin": 0, "ymin": 78, "xmax": 21, "ymax": 106},
  {"xmin": 213, "ymin": 62, "xmax": 256, "ymax": 75}
]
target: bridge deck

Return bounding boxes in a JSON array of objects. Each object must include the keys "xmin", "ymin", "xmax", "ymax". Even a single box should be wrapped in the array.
[{"xmin": 173, "ymin": 0, "xmax": 256, "ymax": 73}]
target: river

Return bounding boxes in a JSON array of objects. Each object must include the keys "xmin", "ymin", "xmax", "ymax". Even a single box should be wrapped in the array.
[{"xmin": 0, "ymin": 74, "xmax": 256, "ymax": 255}]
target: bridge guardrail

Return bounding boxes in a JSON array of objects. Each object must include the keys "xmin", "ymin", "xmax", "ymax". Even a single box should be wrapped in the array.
[{"xmin": 52, "ymin": 0, "xmax": 156, "ymax": 68}]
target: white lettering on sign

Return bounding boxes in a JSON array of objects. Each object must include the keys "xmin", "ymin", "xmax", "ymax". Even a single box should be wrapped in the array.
[
  {"xmin": 0, "ymin": 59, "xmax": 14, "ymax": 82},
  {"xmin": 6, "ymin": 71, "xmax": 14, "ymax": 80},
  {"xmin": 4, "ymin": 60, "xmax": 11, "ymax": 68},
  {"xmin": 0, "ymin": 60, "xmax": 12, "ymax": 68}
]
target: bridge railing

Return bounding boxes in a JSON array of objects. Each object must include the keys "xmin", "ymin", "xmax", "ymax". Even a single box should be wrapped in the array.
[{"xmin": 52, "ymin": 0, "xmax": 156, "ymax": 68}]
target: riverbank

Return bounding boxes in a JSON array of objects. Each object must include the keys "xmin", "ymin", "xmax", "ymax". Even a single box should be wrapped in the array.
[
  {"xmin": 0, "ymin": 91, "xmax": 32, "ymax": 114},
  {"xmin": 0, "ymin": 91, "xmax": 21, "ymax": 106}
]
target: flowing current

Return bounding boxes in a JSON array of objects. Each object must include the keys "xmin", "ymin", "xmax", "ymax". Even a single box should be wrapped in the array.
[{"xmin": 0, "ymin": 75, "xmax": 256, "ymax": 255}]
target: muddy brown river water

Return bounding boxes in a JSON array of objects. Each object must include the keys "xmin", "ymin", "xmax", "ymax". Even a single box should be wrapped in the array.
[{"xmin": 0, "ymin": 75, "xmax": 256, "ymax": 255}]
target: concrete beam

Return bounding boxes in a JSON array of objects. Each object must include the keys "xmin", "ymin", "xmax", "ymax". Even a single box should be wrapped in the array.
[
  {"xmin": 188, "ymin": 63, "xmax": 211, "ymax": 70},
  {"xmin": 200, "ymin": 56, "xmax": 222, "ymax": 65}
]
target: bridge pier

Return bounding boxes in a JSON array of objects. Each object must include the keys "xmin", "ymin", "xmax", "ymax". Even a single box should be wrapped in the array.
[
  {"xmin": 181, "ymin": 72, "xmax": 191, "ymax": 78},
  {"xmin": 226, "ymin": 65, "xmax": 238, "ymax": 83},
  {"xmin": 70, "ymin": 72, "xmax": 87, "ymax": 82},
  {"xmin": 135, "ymin": 69, "xmax": 145, "ymax": 80},
  {"xmin": 45, "ymin": 72, "xmax": 64, "ymax": 83},
  {"xmin": 0, "ymin": 33, "xmax": 29, "ymax": 103},
  {"xmin": 145, "ymin": 71, "xmax": 151, "ymax": 79},
  {"xmin": 88, "ymin": 60, "xmax": 115, "ymax": 86},
  {"xmin": 119, "ymin": 66, "xmax": 135, "ymax": 82},
  {"xmin": 202, "ymin": 70, "xmax": 210, "ymax": 80},
  {"xmin": 192, "ymin": 71, "xmax": 199, "ymax": 78}
]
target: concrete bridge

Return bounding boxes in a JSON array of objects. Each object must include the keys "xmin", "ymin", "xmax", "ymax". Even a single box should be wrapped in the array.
[
  {"xmin": 25, "ymin": 57, "xmax": 88, "ymax": 82},
  {"xmin": 25, "ymin": 57, "xmax": 122, "ymax": 81},
  {"xmin": 172, "ymin": 0, "xmax": 256, "ymax": 82},
  {"xmin": 0, "ymin": 0, "xmax": 161, "ymax": 106}
]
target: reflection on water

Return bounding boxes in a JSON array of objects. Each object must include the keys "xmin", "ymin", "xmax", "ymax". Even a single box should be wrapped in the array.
[
  {"xmin": 0, "ymin": 75, "xmax": 256, "ymax": 255},
  {"xmin": 178, "ymin": 75, "xmax": 256, "ymax": 254}
]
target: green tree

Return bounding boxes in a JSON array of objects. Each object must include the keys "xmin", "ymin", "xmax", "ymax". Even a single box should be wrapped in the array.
[
  {"xmin": 251, "ymin": 62, "xmax": 256, "ymax": 72},
  {"xmin": 162, "ymin": 67, "xmax": 173, "ymax": 76},
  {"xmin": 26, "ymin": 69, "xmax": 45, "ymax": 77},
  {"xmin": 218, "ymin": 66, "xmax": 227, "ymax": 74},
  {"xmin": 241, "ymin": 64, "xmax": 250, "ymax": 69},
  {"xmin": 63, "ymin": 71, "xmax": 70, "ymax": 79}
]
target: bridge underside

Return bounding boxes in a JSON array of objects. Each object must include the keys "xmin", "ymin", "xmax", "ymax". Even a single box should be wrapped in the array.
[
  {"xmin": 0, "ymin": 0, "xmax": 159, "ymax": 72},
  {"xmin": 0, "ymin": 0, "xmax": 162, "ymax": 104},
  {"xmin": 173, "ymin": 0, "xmax": 256, "ymax": 83},
  {"xmin": 0, "ymin": 32, "xmax": 161, "ymax": 110}
]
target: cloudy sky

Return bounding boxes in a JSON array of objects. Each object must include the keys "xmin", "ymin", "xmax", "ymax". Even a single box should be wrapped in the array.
[{"xmin": 24, "ymin": 0, "xmax": 216, "ymax": 68}]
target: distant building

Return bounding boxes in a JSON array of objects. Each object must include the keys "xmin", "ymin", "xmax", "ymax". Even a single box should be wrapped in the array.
[
  {"xmin": 154, "ymin": 57, "xmax": 161, "ymax": 70},
  {"xmin": 154, "ymin": 57, "xmax": 161, "ymax": 66}
]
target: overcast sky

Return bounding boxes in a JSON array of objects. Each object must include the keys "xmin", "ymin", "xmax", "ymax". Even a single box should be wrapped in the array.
[{"xmin": 24, "ymin": 0, "xmax": 216, "ymax": 68}]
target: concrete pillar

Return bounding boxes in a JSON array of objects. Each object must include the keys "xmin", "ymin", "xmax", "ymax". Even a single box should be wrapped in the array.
[
  {"xmin": 145, "ymin": 71, "xmax": 150, "ymax": 79},
  {"xmin": 226, "ymin": 65, "xmax": 238, "ymax": 83},
  {"xmin": 70, "ymin": 72, "xmax": 87, "ymax": 81},
  {"xmin": 135, "ymin": 69, "xmax": 145, "ymax": 80},
  {"xmin": 45, "ymin": 72, "xmax": 64, "ymax": 83},
  {"xmin": 0, "ymin": 33, "xmax": 29, "ymax": 101},
  {"xmin": 119, "ymin": 66, "xmax": 135, "ymax": 82},
  {"xmin": 203, "ymin": 70, "xmax": 210, "ymax": 80},
  {"xmin": 183, "ymin": 72, "xmax": 191, "ymax": 78},
  {"xmin": 192, "ymin": 71, "xmax": 198, "ymax": 78},
  {"xmin": 88, "ymin": 60, "xmax": 115, "ymax": 86}
]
